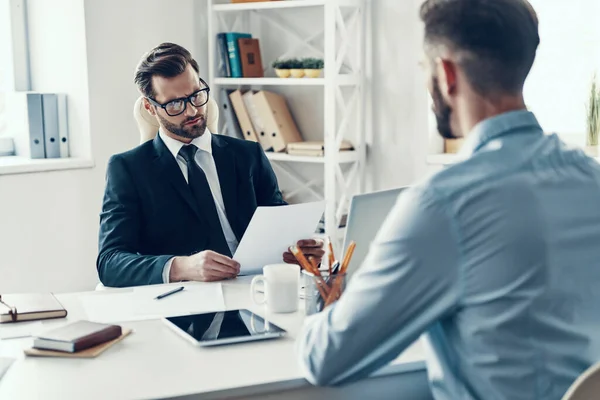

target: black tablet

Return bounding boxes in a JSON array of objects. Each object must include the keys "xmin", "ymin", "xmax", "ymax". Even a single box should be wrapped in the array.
[{"xmin": 163, "ymin": 309, "xmax": 287, "ymax": 347}]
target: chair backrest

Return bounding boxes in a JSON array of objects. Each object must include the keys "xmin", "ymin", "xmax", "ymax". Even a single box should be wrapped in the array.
[
  {"xmin": 562, "ymin": 362, "xmax": 600, "ymax": 400},
  {"xmin": 133, "ymin": 96, "xmax": 220, "ymax": 144}
]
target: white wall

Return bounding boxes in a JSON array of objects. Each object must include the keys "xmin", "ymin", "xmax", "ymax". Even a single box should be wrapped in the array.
[
  {"xmin": 367, "ymin": 0, "xmax": 430, "ymax": 189},
  {"xmin": 0, "ymin": 0, "xmax": 428, "ymax": 293},
  {"xmin": 0, "ymin": 0, "xmax": 202, "ymax": 293}
]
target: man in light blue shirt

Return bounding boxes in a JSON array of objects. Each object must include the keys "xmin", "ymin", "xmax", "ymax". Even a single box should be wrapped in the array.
[{"xmin": 297, "ymin": 0, "xmax": 600, "ymax": 399}]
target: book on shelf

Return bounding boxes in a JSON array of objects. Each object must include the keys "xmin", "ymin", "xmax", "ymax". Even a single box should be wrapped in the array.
[
  {"xmin": 33, "ymin": 321, "xmax": 122, "ymax": 353},
  {"xmin": 238, "ymin": 38, "xmax": 264, "ymax": 78},
  {"xmin": 252, "ymin": 90, "xmax": 303, "ymax": 152},
  {"xmin": 0, "ymin": 293, "xmax": 67, "ymax": 323},
  {"xmin": 216, "ymin": 33, "xmax": 232, "ymax": 78},
  {"xmin": 224, "ymin": 32, "xmax": 252, "ymax": 78},
  {"xmin": 287, "ymin": 140, "xmax": 354, "ymax": 153}
]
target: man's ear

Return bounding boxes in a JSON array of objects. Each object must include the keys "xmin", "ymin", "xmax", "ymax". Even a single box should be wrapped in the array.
[
  {"xmin": 435, "ymin": 58, "xmax": 458, "ymax": 100},
  {"xmin": 143, "ymin": 97, "xmax": 157, "ymax": 116}
]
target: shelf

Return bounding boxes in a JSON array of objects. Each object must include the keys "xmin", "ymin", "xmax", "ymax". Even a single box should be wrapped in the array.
[
  {"xmin": 213, "ymin": 0, "xmax": 326, "ymax": 12},
  {"xmin": 266, "ymin": 151, "xmax": 359, "ymax": 164},
  {"xmin": 213, "ymin": 75, "xmax": 357, "ymax": 86}
]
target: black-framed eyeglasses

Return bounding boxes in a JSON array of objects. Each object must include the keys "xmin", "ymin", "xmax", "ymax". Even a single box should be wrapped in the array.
[{"xmin": 147, "ymin": 79, "xmax": 211, "ymax": 117}]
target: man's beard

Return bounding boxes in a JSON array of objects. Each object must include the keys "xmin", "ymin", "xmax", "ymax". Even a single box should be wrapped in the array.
[
  {"xmin": 158, "ymin": 114, "xmax": 207, "ymax": 140},
  {"xmin": 431, "ymin": 77, "xmax": 459, "ymax": 140}
]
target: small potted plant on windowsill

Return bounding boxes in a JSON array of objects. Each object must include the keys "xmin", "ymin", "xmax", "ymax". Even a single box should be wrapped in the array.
[
  {"xmin": 303, "ymin": 58, "xmax": 324, "ymax": 78},
  {"xmin": 288, "ymin": 58, "xmax": 305, "ymax": 78},
  {"xmin": 272, "ymin": 59, "xmax": 292, "ymax": 78},
  {"xmin": 586, "ymin": 74, "xmax": 600, "ymax": 157}
]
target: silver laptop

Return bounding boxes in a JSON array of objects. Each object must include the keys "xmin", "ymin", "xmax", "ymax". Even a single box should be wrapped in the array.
[{"xmin": 341, "ymin": 187, "xmax": 407, "ymax": 280}]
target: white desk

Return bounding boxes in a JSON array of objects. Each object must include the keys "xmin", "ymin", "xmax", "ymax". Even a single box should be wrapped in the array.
[{"xmin": 0, "ymin": 278, "xmax": 431, "ymax": 400}]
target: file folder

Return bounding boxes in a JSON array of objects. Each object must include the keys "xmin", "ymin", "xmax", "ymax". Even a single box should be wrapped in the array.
[{"xmin": 42, "ymin": 94, "xmax": 60, "ymax": 158}]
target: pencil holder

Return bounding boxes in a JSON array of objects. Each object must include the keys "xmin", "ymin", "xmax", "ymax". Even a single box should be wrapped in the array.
[{"xmin": 303, "ymin": 270, "xmax": 347, "ymax": 316}]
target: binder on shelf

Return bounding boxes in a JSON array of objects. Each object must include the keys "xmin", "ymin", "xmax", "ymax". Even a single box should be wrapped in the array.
[
  {"xmin": 216, "ymin": 33, "xmax": 231, "ymax": 78},
  {"xmin": 238, "ymin": 38, "xmax": 264, "ymax": 78},
  {"xmin": 57, "ymin": 93, "xmax": 70, "ymax": 158},
  {"xmin": 252, "ymin": 90, "xmax": 303, "ymax": 152},
  {"xmin": 41, "ymin": 94, "xmax": 60, "ymax": 158},
  {"xmin": 225, "ymin": 32, "xmax": 252, "ymax": 78},
  {"xmin": 7, "ymin": 92, "xmax": 45, "ymax": 159},
  {"xmin": 228, "ymin": 89, "xmax": 259, "ymax": 143},
  {"xmin": 219, "ymin": 88, "xmax": 244, "ymax": 140},
  {"xmin": 242, "ymin": 90, "xmax": 272, "ymax": 150}
]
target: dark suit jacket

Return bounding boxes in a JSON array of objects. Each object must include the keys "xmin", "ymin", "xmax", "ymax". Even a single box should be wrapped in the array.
[{"xmin": 97, "ymin": 134, "xmax": 286, "ymax": 287}]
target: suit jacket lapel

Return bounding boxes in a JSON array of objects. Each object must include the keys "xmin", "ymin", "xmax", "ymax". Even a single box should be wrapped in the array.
[
  {"xmin": 152, "ymin": 134, "xmax": 206, "ymax": 224},
  {"xmin": 211, "ymin": 135, "xmax": 240, "ymax": 240}
]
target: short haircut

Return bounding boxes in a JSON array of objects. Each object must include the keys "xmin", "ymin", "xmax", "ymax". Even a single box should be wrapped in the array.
[
  {"xmin": 420, "ymin": 0, "xmax": 540, "ymax": 95},
  {"xmin": 134, "ymin": 43, "xmax": 200, "ymax": 98}
]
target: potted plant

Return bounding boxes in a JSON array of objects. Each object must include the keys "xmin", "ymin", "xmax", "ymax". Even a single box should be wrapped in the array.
[
  {"xmin": 272, "ymin": 59, "xmax": 292, "ymax": 78},
  {"xmin": 302, "ymin": 58, "xmax": 324, "ymax": 78},
  {"xmin": 288, "ymin": 58, "xmax": 305, "ymax": 78},
  {"xmin": 586, "ymin": 74, "xmax": 600, "ymax": 156}
]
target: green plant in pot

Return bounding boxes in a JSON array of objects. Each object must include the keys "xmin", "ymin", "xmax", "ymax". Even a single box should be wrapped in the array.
[
  {"xmin": 302, "ymin": 58, "xmax": 324, "ymax": 78},
  {"xmin": 272, "ymin": 59, "xmax": 292, "ymax": 78},
  {"xmin": 287, "ymin": 58, "xmax": 305, "ymax": 78},
  {"xmin": 586, "ymin": 74, "xmax": 600, "ymax": 156}
]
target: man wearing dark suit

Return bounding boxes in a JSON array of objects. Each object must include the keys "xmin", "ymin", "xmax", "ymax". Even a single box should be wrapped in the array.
[{"xmin": 97, "ymin": 43, "xmax": 324, "ymax": 287}]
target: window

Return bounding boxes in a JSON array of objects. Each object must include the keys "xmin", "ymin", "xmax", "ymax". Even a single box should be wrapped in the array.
[{"xmin": 0, "ymin": 0, "xmax": 29, "ymax": 148}]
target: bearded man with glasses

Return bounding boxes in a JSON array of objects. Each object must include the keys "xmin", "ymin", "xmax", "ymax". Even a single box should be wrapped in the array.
[{"xmin": 97, "ymin": 43, "xmax": 323, "ymax": 288}]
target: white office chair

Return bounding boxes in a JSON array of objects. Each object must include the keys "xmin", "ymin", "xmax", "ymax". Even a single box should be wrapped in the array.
[
  {"xmin": 133, "ymin": 95, "xmax": 220, "ymax": 143},
  {"xmin": 562, "ymin": 362, "xmax": 600, "ymax": 400}
]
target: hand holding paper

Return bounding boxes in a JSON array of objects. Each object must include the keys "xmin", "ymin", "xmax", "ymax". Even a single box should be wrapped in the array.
[{"xmin": 234, "ymin": 201, "xmax": 325, "ymax": 275}]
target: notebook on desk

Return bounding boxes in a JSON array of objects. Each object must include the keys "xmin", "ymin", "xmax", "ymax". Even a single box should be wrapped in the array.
[{"xmin": 0, "ymin": 293, "xmax": 67, "ymax": 323}]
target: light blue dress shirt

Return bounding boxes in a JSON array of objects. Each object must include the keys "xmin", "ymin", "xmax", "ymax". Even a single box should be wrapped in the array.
[{"xmin": 297, "ymin": 110, "xmax": 600, "ymax": 399}]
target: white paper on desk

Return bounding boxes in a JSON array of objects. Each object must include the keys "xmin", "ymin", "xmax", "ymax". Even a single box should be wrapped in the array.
[
  {"xmin": 0, "ymin": 358, "xmax": 15, "ymax": 381},
  {"xmin": 79, "ymin": 283, "xmax": 225, "ymax": 323},
  {"xmin": 234, "ymin": 201, "xmax": 325, "ymax": 275}
]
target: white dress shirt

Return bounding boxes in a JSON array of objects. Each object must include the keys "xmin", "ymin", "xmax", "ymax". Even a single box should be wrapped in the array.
[{"xmin": 159, "ymin": 129, "xmax": 239, "ymax": 283}]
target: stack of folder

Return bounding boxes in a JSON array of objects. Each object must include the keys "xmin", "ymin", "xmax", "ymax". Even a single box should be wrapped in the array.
[{"xmin": 225, "ymin": 89, "xmax": 303, "ymax": 152}]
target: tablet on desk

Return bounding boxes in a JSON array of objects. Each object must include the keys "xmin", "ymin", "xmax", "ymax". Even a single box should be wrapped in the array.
[{"xmin": 163, "ymin": 309, "xmax": 286, "ymax": 347}]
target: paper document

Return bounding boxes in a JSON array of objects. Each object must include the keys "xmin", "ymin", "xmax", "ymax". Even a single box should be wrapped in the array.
[
  {"xmin": 80, "ymin": 282, "xmax": 225, "ymax": 323},
  {"xmin": 235, "ymin": 201, "xmax": 325, "ymax": 274},
  {"xmin": 0, "ymin": 358, "xmax": 15, "ymax": 381}
]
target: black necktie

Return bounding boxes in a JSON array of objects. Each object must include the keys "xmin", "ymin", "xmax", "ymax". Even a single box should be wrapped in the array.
[{"xmin": 179, "ymin": 145, "xmax": 230, "ymax": 256}]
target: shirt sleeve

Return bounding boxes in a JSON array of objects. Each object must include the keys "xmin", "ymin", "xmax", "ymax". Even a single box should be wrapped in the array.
[
  {"xmin": 296, "ymin": 186, "xmax": 462, "ymax": 386},
  {"xmin": 163, "ymin": 257, "xmax": 174, "ymax": 283}
]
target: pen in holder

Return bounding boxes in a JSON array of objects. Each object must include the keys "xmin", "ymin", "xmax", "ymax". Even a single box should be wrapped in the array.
[{"xmin": 303, "ymin": 270, "xmax": 347, "ymax": 316}]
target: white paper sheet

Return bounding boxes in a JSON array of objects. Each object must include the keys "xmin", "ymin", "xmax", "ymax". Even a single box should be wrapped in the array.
[
  {"xmin": 234, "ymin": 201, "xmax": 325, "ymax": 274},
  {"xmin": 79, "ymin": 282, "xmax": 225, "ymax": 323},
  {"xmin": 0, "ymin": 321, "xmax": 44, "ymax": 340},
  {"xmin": 0, "ymin": 358, "xmax": 15, "ymax": 381}
]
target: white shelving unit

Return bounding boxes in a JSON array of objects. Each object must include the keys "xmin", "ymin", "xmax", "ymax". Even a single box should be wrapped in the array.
[{"xmin": 207, "ymin": 0, "xmax": 368, "ymax": 247}]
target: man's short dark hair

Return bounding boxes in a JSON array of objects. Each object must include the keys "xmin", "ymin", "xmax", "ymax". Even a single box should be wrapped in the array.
[
  {"xmin": 134, "ymin": 43, "xmax": 200, "ymax": 98},
  {"xmin": 420, "ymin": 0, "xmax": 540, "ymax": 95}
]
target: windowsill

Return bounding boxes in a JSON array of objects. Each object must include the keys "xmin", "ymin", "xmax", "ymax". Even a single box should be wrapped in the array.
[{"xmin": 0, "ymin": 156, "xmax": 95, "ymax": 175}]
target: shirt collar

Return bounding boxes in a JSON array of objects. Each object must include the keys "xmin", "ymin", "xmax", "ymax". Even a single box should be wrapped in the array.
[
  {"xmin": 158, "ymin": 128, "xmax": 213, "ymax": 160},
  {"xmin": 459, "ymin": 110, "xmax": 543, "ymax": 157}
]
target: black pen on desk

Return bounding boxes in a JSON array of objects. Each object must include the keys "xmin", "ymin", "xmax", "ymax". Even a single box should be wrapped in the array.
[{"xmin": 154, "ymin": 286, "xmax": 184, "ymax": 300}]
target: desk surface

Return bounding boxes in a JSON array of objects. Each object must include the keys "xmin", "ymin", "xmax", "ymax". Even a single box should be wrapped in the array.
[{"xmin": 0, "ymin": 277, "xmax": 426, "ymax": 400}]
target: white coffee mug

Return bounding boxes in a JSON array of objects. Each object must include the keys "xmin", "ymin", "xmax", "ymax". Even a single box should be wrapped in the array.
[{"xmin": 250, "ymin": 264, "xmax": 300, "ymax": 313}]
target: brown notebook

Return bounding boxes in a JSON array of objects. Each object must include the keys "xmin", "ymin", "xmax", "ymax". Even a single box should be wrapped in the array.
[
  {"xmin": 238, "ymin": 38, "xmax": 264, "ymax": 78},
  {"xmin": 0, "ymin": 293, "xmax": 67, "ymax": 323},
  {"xmin": 26, "ymin": 329, "xmax": 132, "ymax": 358},
  {"xmin": 33, "ymin": 321, "xmax": 122, "ymax": 353}
]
